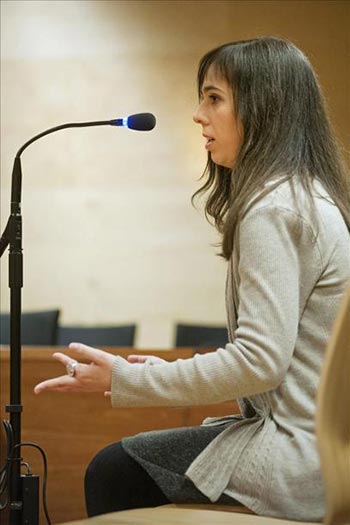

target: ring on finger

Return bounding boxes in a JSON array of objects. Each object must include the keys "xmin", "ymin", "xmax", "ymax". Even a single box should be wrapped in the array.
[{"xmin": 66, "ymin": 359, "xmax": 79, "ymax": 377}]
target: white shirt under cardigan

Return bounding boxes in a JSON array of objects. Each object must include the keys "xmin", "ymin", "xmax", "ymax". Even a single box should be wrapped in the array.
[{"xmin": 111, "ymin": 178, "xmax": 350, "ymax": 522}]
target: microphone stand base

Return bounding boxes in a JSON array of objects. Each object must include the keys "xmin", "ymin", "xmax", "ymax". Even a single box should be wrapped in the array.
[{"xmin": 22, "ymin": 474, "xmax": 39, "ymax": 525}]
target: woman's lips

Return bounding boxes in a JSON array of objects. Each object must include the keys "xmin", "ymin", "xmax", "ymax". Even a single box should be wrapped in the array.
[{"xmin": 204, "ymin": 137, "xmax": 215, "ymax": 150}]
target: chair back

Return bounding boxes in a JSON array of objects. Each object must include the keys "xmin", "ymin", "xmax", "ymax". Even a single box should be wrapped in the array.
[
  {"xmin": 316, "ymin": 284, "xmax": 350, "ymax": 525},
  {"xmin": 56, "ymin": 324, "xmax": 136, "ymax": 346},
  {"xmin": 175, "ymin": 324, "xmax": 227, "ymax": 347},
  {"xmin": 0, "ymin": 309, "xmax": 60, "ymax": 345}
]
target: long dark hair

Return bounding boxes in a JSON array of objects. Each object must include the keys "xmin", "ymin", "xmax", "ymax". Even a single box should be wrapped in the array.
[{"xmin": 192, "ymin": 37, "xmax": 349, "ymax": 260}]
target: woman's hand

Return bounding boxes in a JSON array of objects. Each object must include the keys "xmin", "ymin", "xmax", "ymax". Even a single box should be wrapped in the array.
[
  {"xmin": 127, "ymin": 354, "xmax": 167, "ymax": 365},
  {"xmin": 101, "ymin": 354, "xmax": 167, "ymax": 399},
  {"xmin": 34, "ymin": 343, "xmax": 115, "ymax": 395}
]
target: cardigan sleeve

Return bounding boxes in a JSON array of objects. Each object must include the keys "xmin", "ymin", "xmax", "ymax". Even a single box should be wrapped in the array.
[{"xmin": 111, "ymin": 205, "xmax": 321, "ymax": 408}]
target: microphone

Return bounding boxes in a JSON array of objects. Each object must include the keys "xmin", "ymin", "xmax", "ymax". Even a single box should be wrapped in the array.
[
  {"xmin": 14, "ymin": 112, "xmax": 156, "ymax": 158},
  {"xmin": 0, "ymin": 111, "xmax": 157, "ymax": 256},
  {"xmin": 111, "ymin": 113, "xmax": 156, "ymax": 131}
]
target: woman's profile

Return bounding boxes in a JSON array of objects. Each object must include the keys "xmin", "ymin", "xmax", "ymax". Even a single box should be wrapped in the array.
[{"xmin": 34, "ymin": 37, "xmax": 350, "ymax": 521}]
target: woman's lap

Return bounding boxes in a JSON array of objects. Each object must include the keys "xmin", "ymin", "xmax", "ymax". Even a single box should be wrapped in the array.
[
  {"xmin": 121, "ymin": 423, "xmax": 232, "ymax": 501},
  {"xmin": 85, "ymin": 424, "xmax": 241, "ymax": 516}
]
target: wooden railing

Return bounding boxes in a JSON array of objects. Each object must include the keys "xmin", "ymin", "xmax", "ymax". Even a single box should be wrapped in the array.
[{"xmin": 0, "ymin": 347, "xmax": 238, "ymax": 524}]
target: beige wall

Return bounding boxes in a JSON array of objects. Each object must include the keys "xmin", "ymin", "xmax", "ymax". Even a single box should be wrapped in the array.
[{"xmin": 1, "ymin": 0, "xmax": 349, "ymax": 347}]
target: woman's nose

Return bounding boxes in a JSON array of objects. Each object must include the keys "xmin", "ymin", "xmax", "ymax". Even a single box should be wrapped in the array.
[
  {"xmin": 193, "ymin": 110, "xmax": 200, "ymax": 124},
  {"xmin": 193, "ymin": 105, "xmax": 207, "ymax": 125}
]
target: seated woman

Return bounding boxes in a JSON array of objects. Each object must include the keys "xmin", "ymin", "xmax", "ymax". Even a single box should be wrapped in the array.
[{"xmin": 35, "ymin": 37, "xmax": 350, "ymax": 522}]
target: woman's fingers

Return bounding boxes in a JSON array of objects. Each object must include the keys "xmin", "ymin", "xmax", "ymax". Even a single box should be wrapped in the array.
[
  {"xmin": 127, "ymin": 355, "xmax": 148, "ymax": 363},
  {"xmin": 52, "ymin": 352, "xmax": 73, "ymax": 366},
  {"xmin": 34, "ymin": 375, "xmax": 76, "ymax": 394},
  {"xmin": 68, "ymin": 342, "xmax": 108, "ymax": 364},
  {"xmin": 34, "ymin": 345, "xmax": 115, "ymax": 395},
  {"xmin": 127, "ymin": 355, "xmax": 167, "ymax": 365}
]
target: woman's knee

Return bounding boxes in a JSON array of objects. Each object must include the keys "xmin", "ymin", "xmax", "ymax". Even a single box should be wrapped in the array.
[
  {"xmin": 85, "ymin": 440, "xmax": 170, "ymax": 516},
  {"xmin": 85, "ymin": 441, "xmax": 123, "ymax": 489}
]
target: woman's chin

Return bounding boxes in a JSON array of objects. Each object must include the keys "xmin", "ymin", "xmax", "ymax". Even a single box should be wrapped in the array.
[
  {"xmin": 210, "ymin": 152, "xmax": 233, "ymax": 169},
  {"xmin": 213, "ymin": 159, "xmax": 233, "ymax": 169}
]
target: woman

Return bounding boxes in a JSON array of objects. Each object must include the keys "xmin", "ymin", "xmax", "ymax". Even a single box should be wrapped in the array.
[{"xmin": 35, "ymin": 37, "xmax": 350, "ymax": 521}]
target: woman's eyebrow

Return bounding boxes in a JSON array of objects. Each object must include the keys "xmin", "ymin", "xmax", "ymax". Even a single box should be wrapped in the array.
[{"xmin": 201, "ymin": 85, "xmax": 225, "ymax": 94}]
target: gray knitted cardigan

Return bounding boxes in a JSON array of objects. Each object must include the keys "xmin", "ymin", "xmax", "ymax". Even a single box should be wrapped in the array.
[{"xmin": 111, "ymin": 179, "xmax": 350, "ymax": 522}]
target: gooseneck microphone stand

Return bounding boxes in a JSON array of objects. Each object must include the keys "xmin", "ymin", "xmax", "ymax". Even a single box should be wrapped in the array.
[{"xmin": 0, "ymin": 113, "xmax": 155, "ymax": 525}]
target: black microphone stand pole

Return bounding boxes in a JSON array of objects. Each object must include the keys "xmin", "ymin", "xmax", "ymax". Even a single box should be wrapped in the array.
[
  {"xmin": 1, "ymin": 155, "xmax": 24, "ymax": 525},
  {"xmin": 0, "ymin": 119, "xmax": 120, "ymax": 525}
]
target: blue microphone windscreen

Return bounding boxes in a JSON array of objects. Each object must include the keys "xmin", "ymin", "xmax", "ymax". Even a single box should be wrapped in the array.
[{"xmin": 127, "ymin": 113, "xmax": 156, "ymax": 131}]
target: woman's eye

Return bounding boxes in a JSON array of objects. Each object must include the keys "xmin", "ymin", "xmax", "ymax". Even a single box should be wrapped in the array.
[{"xmin": 209, "ymin": 95, "xmax": 219, "ymax": 103}]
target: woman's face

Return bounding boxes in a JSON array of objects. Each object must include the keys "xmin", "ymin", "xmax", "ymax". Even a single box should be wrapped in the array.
[{"xmin": 193, "ymin": 66, "xmax": 242, "ymax": 169}]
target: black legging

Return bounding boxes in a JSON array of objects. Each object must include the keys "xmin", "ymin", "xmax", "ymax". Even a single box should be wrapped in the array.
[{"xmin": 85, "ymin": 441, "xmax": 170, "ymax": 516}]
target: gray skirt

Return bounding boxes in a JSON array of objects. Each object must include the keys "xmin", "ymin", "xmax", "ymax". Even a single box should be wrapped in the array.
[{"xmin": 122, "ymin": 422, "xmax": 240, "ymax": 505}]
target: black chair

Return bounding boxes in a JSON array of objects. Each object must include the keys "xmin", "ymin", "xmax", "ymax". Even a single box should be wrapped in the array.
[
  {"xmin": 56, "ymin": 324, "xmax": 136, "ymax": 347},
  {"xmin": 175, "ymin": 323, "xmax": 228, "ymax": 348},
  {"xmin": 0, "ymin": 310, "xmax": 60, "ymax": 345}
]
